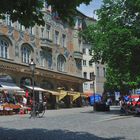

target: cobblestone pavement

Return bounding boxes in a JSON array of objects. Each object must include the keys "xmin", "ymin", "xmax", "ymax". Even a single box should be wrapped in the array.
[{"xmin": 0, "ymin": 106, "xmax": 140, "ymax": 140}]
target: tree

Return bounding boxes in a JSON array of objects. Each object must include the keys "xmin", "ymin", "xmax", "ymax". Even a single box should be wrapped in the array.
[
  {"xmin": 0, "ymin": 0, "xmax": 92, "ymax": 27},
  {"xmin": 80, "ymin": 0, "xmax": 140, "ymax": 91}
]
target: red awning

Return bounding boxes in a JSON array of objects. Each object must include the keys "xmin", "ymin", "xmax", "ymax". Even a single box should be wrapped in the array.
[{"xmin": 83, "ymin": 92, "xmax": 93, "ymax": 97}]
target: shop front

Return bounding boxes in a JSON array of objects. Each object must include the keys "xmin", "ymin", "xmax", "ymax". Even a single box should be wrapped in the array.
[{"xmin": 0, "ymin": 61, "xmax": 89, "ymax": 111}]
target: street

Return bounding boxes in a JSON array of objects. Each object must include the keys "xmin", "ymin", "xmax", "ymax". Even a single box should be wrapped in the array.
[{"xmin": 0, "ymin": 106, "xmax": 140, "ymax": 140}]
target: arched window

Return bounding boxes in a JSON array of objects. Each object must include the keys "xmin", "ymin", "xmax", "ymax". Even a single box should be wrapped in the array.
[
  {"xmin": 0, "ymin": 39, "xmax": 8, "ymax": 58},
  {"xmin": 21, "ymin": 44, "xmax": 32, "ymax": 64},
  {"xmin": 57, "ymin": 54, "xmax": 66, "ymax": 72}
]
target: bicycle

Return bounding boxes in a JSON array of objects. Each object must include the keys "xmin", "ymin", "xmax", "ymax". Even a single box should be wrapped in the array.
[{"xmin": 29, "ymin": 102, "xmax": 46, "ymax": 118}]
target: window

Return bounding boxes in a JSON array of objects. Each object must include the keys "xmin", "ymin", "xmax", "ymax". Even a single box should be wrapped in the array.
[
  {"xmin": 89, "ymin": 61, "xmax": 92, "ymax": 67},
  {"xmin": 17, "ymin": 21, "xmax": 25, "ymax": 31},
  {"xmin": 78, "ymin": 39, "xmax": 82, "ymax": 48},
  {"xmin": 83, "ymin": 72, "xmax": 87, "ymax": 79},
  {"xmin": 83, "ymin": 60, "xmax": 86, "ymax": 66},
  {"xmin": 97, "ymin": 67, "xmax": 99, "ymax": 77},
  {"xmin": 90, "ymin": 83, "xmax": 93, "ymax": 89},
  {"xmin": 46, "ymin": 24, "xmax": 51, "ymax": 39},
  {"xmin": 0, "ymin": 39, "xmax": 8, "ymax": 58},
  {"xmin": 21, "ymin": 44, "xmax": 31, "ymax": 64},
  {"xmin": 40, "ymin": 51, "xmax": 45, "ymax": 67},
  {"xmin": 89, "ymin": 49, "xmax": 93, "ymax": 55},
  {"xmin": 103, "ymin": 67, "xmax": 106, "ymax": 77},
  {"xmin": 29, "ymin": 27, "xmax": 34, "ymax": 35},
  {"xmin": 54, "ymin": 31, "xmax": 59, "ymax": 44},
  {"xmin": 62, "ymin": 34, "xmax": 66, "ymax": 47},
  {"xmin": 75, "ymin": 59, "xmax": 82, "ymax": 70},
  {"xmin": 82, "ymin": 48, "xmax": 86, "ymax": 54},
  {"xmin": 5, "ymin": 14, "xmax": 13, "ymax": 26},
  {"xmin": 90, "ymin": 72, "xmax": 93, "ymax": 80},
  {"xmin": 47, "ymin": 53, "xmax": 52, "ymax": 69},
  {"xmin": 57, "ymin": 54, "xmax": 66, "ymax": 72},
  {"xmin": 41, "ymin": 28, "xmax": 44, "ymax": 38},
  {"xmin": 84, "ymin": 83, "xmax": 88, "ymax": 90}
]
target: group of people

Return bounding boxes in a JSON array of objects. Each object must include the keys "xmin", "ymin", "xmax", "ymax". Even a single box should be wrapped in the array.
[{"xmin": 119, "ymin": 95, "xmax": 140, "ymax": 115}]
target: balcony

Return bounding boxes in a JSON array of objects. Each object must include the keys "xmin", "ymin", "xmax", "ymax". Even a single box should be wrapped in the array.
[
  {"xmin": 73, "ymin": 51, "xmax": 83, "ymax": 60},
  {"xmin": 40, "ymin": 38, "xmax": 53, "ymax": 48}
]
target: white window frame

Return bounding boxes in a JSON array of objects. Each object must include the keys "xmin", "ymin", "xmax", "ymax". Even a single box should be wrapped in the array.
[
  {"xmin": 21, "ymin": 45, "xmax": 31, "ymax": 64},
  {"xmin": 0, "ymin": 39, "xmax": 8, "ymax": 59}
]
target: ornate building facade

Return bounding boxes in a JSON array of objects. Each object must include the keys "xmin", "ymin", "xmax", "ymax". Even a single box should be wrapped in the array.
[{"xmin": 0, "ymin": 7, "xmax": 87, "ymax": 96}]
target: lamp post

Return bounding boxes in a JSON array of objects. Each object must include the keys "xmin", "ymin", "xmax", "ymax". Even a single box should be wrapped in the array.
[
  {"xmin": 29, "ymin": 59, "xmax": 36, "ymax": 117},
  {"xmin": 92, "ymin": 72, "xmax": 96, "ymax": 111}
]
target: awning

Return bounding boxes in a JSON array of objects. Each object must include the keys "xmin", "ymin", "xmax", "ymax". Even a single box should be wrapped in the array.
[
  {"xmin": 45, "ymin": 89, "xmax": 60, "ymax": 95},
  {"xmin": 45, "ymin": 89, "xmax": 67, "ymax": 101},
  {"xmin": 67, "ymin": 91, "xmax": 81, "ymax": 101},
  {"xmin": 73, "ymin": 92, "xmax": 80, "ymax": 101},
  {"xmin": 0, "ymin": 82, "xmax": 23, "ymax": 91},
  {"xmin": 25, "ymin": 85, "xmax": 47, "ymax": 92},
  {"xmin": 83, "ymin": 92, "xmax": 93, "ymax": 97},
  {"xmin": 58, "ymin": 90, "xmax": 67, "ymax": 101}
]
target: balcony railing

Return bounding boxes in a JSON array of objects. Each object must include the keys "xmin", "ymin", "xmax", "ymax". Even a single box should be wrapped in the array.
[
  {"xmin": 73, "ymin": 51, "xmax": 83, "ymax": 60},
  {"xmin": 40, "ymin": 38, "xmax": 53, "ymax": 48}
]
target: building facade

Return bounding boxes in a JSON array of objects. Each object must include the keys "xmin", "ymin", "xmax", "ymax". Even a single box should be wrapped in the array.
[
  {"xmin": 0, "ymin": 6, "xmax": 88, "ymax": 108},
  {"xmin": 81, "ymin": 18, "xmax": 106, "ymax": 96}
]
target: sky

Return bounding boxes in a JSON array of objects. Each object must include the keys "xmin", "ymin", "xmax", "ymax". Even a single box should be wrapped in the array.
[{"xmin": 77, "ymin": 0, "xmax": 103, "ymax": 19}]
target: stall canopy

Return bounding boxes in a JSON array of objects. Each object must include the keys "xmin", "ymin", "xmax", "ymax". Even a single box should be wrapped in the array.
[
  {"xmin": 0, "ymin": 82, "xmax": 23, "ymax": 91},
  {"xmin": 25, "ymin": 85, "xmax": 47, "ymax": 92}
]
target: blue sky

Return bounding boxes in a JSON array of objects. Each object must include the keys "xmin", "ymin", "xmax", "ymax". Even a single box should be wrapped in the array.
[{"xmin": 77, "ymin": 0, "xmax": 103, "ymax": 19}]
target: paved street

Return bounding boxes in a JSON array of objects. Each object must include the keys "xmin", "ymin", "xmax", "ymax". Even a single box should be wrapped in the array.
[{"xmin": 0, "ymin": 106, "xmax": 140, "ymax": 140}]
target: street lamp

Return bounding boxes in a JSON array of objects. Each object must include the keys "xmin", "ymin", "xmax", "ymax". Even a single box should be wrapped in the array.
[
  {"xmin": 29, "ymin": 59, "xmax": 36, "ymax": 117},
  {"xmin": 91, "ymin": 72, "xmax": 96, "ymax": 111}
]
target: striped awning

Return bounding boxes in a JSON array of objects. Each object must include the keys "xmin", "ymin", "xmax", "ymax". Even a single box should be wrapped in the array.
[
  {"xmin": 25, "ymin": 85, "xmax": 47, "ymax": 92},
  {"xmin": 0, "ymin": 82, "xmax": 22, "ymax": 91}
]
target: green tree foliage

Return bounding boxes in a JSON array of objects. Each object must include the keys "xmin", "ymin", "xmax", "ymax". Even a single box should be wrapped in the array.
[
  {"xmin": 80, "ymin": 0, "xmax": 140, "ymax": 91},
  {"xmin": 0, "ymin": 0, "xmax": 92, "ymax": 27}
]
